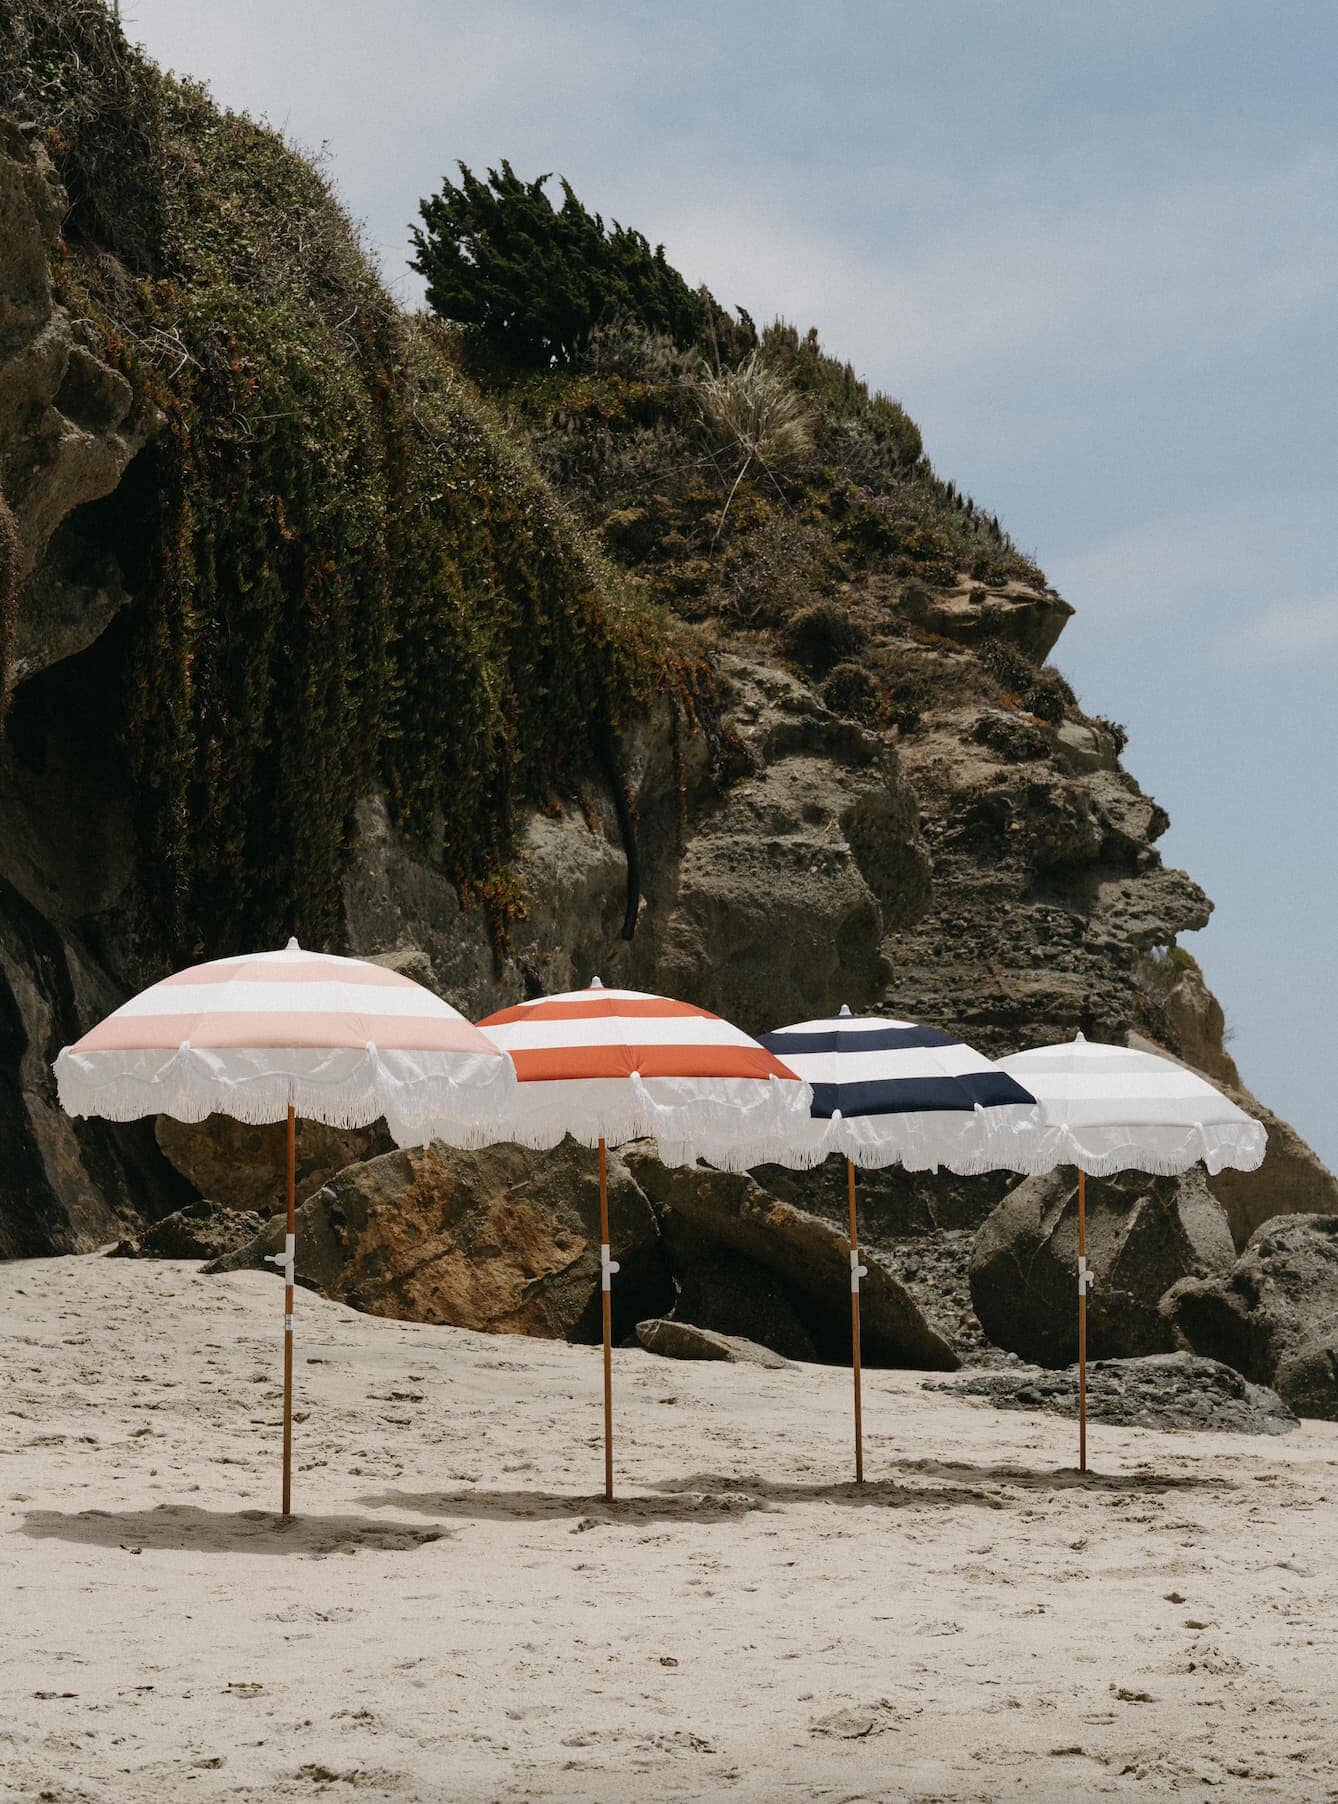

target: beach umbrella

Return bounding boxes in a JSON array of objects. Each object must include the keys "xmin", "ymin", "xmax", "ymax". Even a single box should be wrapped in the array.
[
  {"xmin": 54, "ymin": 939, "xmax": 516, "ymax": 1516},
  {"xmin": 471, "ymin": 979, "xmax": 812, "ymax": 1499},
  {"xmin": 995, "ymin": 1034, "xmax": 1267, "ymax": 1471},
  {"xmin": 756, "ymin": 1005, "xmax": 1041, "ymax": 1482}
]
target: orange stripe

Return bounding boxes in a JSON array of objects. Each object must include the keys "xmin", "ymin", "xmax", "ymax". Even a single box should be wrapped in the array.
[
  {"xmin": 508, "ymin": 1044, "xmax": 800, "ymax": 1083},
  {"xmin": 75, "ymin": 1012, "xmax": 501, "ymax": 1054},
  {"xmin": 481, "ymin": 996, "xmax": 717, "ymax": 1027}
]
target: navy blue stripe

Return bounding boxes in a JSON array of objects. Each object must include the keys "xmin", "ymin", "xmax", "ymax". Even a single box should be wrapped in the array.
[
  {"xmin": 760, "ymin": 1026, "xmax": 960, "ymax": 1056},
  {"xmin": 809, "ymin": 1072, "xmax": 1035, "ymax": 1119}
]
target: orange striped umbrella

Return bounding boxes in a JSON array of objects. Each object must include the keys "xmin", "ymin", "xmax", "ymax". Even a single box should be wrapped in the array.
[{"xmin": 470, "ymin": 979, "xmax": 810, "ymax": 1498}]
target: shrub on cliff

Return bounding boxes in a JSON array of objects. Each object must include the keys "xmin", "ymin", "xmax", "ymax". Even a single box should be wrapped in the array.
[{"xmin": 412, "ymin": 161, "xmax": 752, "ymax": 370}]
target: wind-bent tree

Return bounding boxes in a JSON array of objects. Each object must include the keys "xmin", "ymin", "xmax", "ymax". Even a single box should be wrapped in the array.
[{"xmin": 411, "ymin": 160, "xmax": 749, "ymax": 368}]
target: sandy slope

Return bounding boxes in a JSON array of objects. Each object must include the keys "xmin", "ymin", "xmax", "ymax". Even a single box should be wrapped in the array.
[{"xmin": 3, "ymin": 1256, "xmax": 1338, "ymax": 1804}]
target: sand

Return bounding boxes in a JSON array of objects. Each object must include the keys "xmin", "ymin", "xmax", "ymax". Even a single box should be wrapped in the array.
[{"xmin": 3, "ymin": 1254, "xmax": 1338, "ymax": 1803}]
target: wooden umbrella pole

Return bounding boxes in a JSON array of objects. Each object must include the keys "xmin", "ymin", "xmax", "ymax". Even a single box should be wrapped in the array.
[
  {"xmin": 1077, "ymin": 1167, "xmax": 1088, "ymax": 1474},
  {"xmin": 282, "ymin": 1103, "xmax": 296, "ymax": 1517},
  {"xmin": 598, "ymin": 1136, "xmax": 617, "ymax": 1502},
  {"xmin": 846, "ymin": 1158, "xmax": 866, "ymax": 1484}
]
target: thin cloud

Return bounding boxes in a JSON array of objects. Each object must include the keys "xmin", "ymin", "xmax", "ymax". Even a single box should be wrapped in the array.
[{"xmin": 1225, "ymin": 594, "xmax": 1338, "ymax": 664}]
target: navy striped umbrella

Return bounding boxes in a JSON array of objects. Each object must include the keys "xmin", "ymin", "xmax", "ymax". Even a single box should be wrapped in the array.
[
  {"xmin": 756, "ymin": 1005, "xmax": 1040, "ymax": 1482},
  {"xmin": 758, "ymin": 1006, "xmax": 1040, "ymax": 1174}
]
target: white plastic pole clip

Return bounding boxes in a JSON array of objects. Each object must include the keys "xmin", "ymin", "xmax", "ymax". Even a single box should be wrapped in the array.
[
  {"xmin": 850, "ymin": 1248, "xmax": 868, "ymax": 1293},
  {"xmin": 265, "ymin": 1233, "xmax": 296, "ymax": 1288},
  {"xmin": 600, "ymin": 1243, "xmax": 620, "ymax": 1291},
  {"xmin": 1077, "ymin": 1255, "xmax": 1094, "ymax": 1297}
]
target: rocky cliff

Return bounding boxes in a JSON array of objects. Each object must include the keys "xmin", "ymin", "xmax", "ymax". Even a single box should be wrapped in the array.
[{"xmin": 1, "ymin": 3, "xmax": 1333, "ymax": 1286}]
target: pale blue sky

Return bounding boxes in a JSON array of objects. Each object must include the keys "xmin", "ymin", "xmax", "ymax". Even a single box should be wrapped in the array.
[{"xmin": 123, "ymin": 0, "xmax": 1338, "ymax": 1166}]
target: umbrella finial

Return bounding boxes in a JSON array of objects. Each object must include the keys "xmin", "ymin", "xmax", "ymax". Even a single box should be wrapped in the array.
[
  {"xmin": 285, "ymin": 936, "xmax": 300, "ymax": 951},
  {"xmin": 839, "ymin": 1003, "xmax": 852, "ymax": 1018},
  {"xmin": 589, "ymin": 974, "xmax": 604, "ymax": 989},
  {"xmin": 1074, "ymin": 1029, "xmax": 1086, "ymax": 1043}
]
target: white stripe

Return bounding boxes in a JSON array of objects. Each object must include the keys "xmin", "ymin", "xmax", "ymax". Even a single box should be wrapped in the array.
[
  {"xmin": 769, "ymin": 1015, "xmax": 923, "ymax": 1037},
  {"xmin": 188, "ymin": 949, "xmax": 395, "ymax": 973},
  {"xmin": 115, "ymin": 982, "xmax": 461, "ymax": 1020},
  {"xmin": 502, "ymin": 988, "xmax": 667, "ymax": 1009},
  {"xmin": 776, "ymin": 1045, "xmax": 993, "ymax": 1086},
  {"xmin": 481, "ymin": 1015, "xmax": 758, "ymax": 1052}
]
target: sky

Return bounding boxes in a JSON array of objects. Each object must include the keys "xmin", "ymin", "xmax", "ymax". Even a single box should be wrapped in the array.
[{"xmin": 121, "ymin": 0, "xmax": 1338, "ymax": 1168}]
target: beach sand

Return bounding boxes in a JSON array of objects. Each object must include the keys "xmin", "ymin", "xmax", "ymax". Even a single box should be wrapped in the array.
[{"xmin": 3, "ymin": 1253, "xmax": 1337, "ymax": 1802}]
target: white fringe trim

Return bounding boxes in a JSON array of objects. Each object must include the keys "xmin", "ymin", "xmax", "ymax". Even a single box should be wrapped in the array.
[
  {"xmin": 54, "ymin": 1044, "xmax": 517, "ymax": 1147},
  {"xmin": 391, "ymin": 1071, "xmax": 815, "ymax": 1165}
]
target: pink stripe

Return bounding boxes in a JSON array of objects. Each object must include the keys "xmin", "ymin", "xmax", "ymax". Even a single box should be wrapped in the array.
[
  {"xmin": 161, "ymin": 958, "xmax": 415, "ymax": 988},
  {"xmin": 74, "ymin": 1012, "xmax": 504, "ymax": 1054}
]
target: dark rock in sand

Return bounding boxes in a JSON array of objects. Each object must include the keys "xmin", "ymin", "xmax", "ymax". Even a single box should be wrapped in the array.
[
  {"xmin": 636, "ymin": 1318, "xmax": 790, "ymax": 1368},
  {"xmin": 110, "ymin": 1198, "xmax": 262, "ymax": 1262},
  {"xmin": 970, "ymin": 1167, "xmax": 1236, "ymax": 1366},
  {"xmin": 210, "ymin": 1138, "xmax": 668, "ymax": 1344},
  {"xmin": 1163, "ymin": 1214, "xmax": 1338, "ymax": 1420},
  {"xmin": 627, "ymin": 1154, "xmax": 958, "ymax": 1371},
  {"xmin": 927, "ymin": 1351, "xmax": 1297, "ymax": 1436}
]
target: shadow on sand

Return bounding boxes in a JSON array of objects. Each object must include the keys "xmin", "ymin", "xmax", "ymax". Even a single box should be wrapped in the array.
[
  {"xmin": 20, "ymin": 1503, "xmax": 453, "ymax": 1555},
  {"xmin": 356, "ymin": 1455, "xmax": 1230, "ymax": 1524}
]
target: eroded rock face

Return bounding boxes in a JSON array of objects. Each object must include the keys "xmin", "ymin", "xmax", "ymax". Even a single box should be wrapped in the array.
[
  {"xmin": 1163, "ymin": 1215, "xmax": 1338, "ymax": 1420},
  {"xmin": 213, "ymin": 1138, "xmax": 669, "ymax": 1342},
  {"xmin": 969, "ymin": 1167, "xmax": 1237, "ymax": 1367},
  {"xmin": 341, "ymin": 659, "xmax": 932, "ymax": 1038},
  {"xmin": 1125, "ymin": 1027, "xmax": 1338, "ymax": 1249},
  {"xmin": 627, "ymin": 1152, "xmax": 958, "ymax": 1370},
  {"xmin": 155, "ymin": 1115, "xmax": 393, "ymax": 1217},
  {"xmin": 0, "ymin": 125, "xmax": 162, "ymax": 683}
]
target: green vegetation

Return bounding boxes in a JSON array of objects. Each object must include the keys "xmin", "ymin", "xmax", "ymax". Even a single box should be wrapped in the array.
[
  {"xmin": 1, "ymin": 4, "xmax": 1063, "ymax": 963},
  {"xmin": 3, "ymin": 3, "xmax": 705, "ymax": 961},
  {"xmin": 412, "ymin": 161, "xmax": 754, "ymax": 371}
]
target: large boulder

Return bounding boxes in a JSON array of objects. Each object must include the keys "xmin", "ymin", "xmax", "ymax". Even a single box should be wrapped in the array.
[
  {"xmin": 969, "ymin": 1167, "xmax": 1237, "ymax": 1367},
  {"xmin": 1163, "ymin": 1214, "xmax": 1338, "ymax": 1420},
  {"xmin": 627, "ymin": 1154, "xmax": 958, "ymax": 1370},
  {"xmin": 1126, "ymin": 1024, "xmax": 1338, "ymax": 1248},
  {"xmin": 155, "ymin": 1113, "xmax": 392, "ymax": 1216},
  {"xmin": 211, "ymin": 1138, "xmax": 668, "ymax": 1343},
  {"xmin": 109, "ymin": 1198, "xmax": 263, "ymax": 1262}
]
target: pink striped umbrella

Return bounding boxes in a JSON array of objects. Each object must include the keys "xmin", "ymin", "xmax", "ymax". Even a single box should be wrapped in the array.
[{"xmin": 55, "ymin": 938, "xmax": 515, "ymax": 1515}]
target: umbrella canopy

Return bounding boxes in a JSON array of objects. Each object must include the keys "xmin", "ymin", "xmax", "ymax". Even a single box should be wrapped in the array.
[
  {"xmin": 994, "ymin": 1033, "xmax": 1266, "ymax": 1177},
  {"xmin": 473, "ymin": 979, "xmax": 811, "ymax": 1167},
  {"xmin": 54, "ymin": 937, "xmax": 517, "ymax": 1519},
  {"xmin": 994, "ymin": 1032, "xmax": 1265, "ymax": 1473},
  {"xmin": 55, "ymin": 938, "xmax": 514, "ymax": 1147},
  {"xmin": 751, "ymin": 1004, "xmax": 1039, "ymax": 1484},
  {"xmin": 756, "ymin": 1005, "xmax": 1041, "ymax": 1174},
  {"xmin": 471, "ymin": 978, "xmax": 809, "ymax": 1499}
]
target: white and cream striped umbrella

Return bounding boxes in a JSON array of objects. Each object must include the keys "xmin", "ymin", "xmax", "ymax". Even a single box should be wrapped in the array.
[
  {"xmin": 994, "ymin": 1033, "xmax": 1266, "ymax": 1472},
  {"xmin": 53, "ymin": 938, "xmax": 517, "ymax": 1517},
  {"xmin": 995, "ymin": 1034, "xmax": 1266, "ymax": 1178}
]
